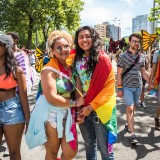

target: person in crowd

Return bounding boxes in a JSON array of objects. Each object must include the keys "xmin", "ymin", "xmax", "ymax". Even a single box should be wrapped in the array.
[
  {"xmin": 28, "ymin": 51, "xmax": 36, "ymax": 67},
  {"xmin": 7, "ymin": 32, "xmax": 33, "ymax": 94},
  {"xmin": 43, "ymin": 49, "xmax": 50, "ymax": 65},
  {"xmin": 0, "ymin": 34, "xmax": 30, "ymax": 159},
  {"xmin": 117, "ymin": 33, "xmax": 149, "ymax": 144},
  {"xmin": 73, "ymin": 26, "xmax": 117, "ymax": 160},
  {"xmin": 25, "ymin": 30, "xmax": 84, "ymax": 160},
  {"xmin": 148, "ymin": 50, "xmax": 160, "ymax": 130},
  {"xmin": 139, "ymin": 50, "xmax": 149, "ymax": 108},
  {"xmin": 115, "ymin": 49, "xmax": 122, "ymax": 63}
]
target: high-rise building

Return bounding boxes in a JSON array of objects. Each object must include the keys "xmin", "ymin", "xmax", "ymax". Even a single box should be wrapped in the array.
[
  {"xmin": 132, "ymin": 14, "xmax": 154, "ymax": 33},
  {"xmin": 109, "ymin": 24, "xmax": 121, "ymax": 41},
  {"xmin": 94, "ymin": 24, "xmax": 106, "ymax": 40},
  {"xmin": 94, "ymin": 22, "xmax": 121, "ymax": 41}
]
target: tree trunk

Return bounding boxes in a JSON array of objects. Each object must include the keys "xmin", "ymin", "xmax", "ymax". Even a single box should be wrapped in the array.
[
  {"xmin": 27, "ymin": 16, "xmax": 34, "ymax": 49},
  {"xmin": 42, "ymin": 25, "xmax": 49, "ymax": 43}
]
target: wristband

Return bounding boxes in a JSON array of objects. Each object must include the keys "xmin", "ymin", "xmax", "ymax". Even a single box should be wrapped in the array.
[
  {"xmin": 117, "ymin": 85, "xmax": 123, "ymax": 91},
  {"xmin": 70, "ymin": 99, "xmax": 76, "ymax": 107}
]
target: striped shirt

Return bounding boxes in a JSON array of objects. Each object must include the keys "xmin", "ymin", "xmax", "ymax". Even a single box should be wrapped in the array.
[
  {"xmin": 14, "ymin": 50, "xmax": 33, "ymax": 94},
  {"xmin": 117, "ymin": 50, "xmax": 145, "ymax": 88}
]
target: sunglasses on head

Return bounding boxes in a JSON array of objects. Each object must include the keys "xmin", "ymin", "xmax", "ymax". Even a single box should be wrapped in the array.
[
  {"xmin": 0, "ymin": 42, "xmax": 5, "ymax": 46},
  {"xmin": 56, "ymin": 45, "xmax": 70, "ymax": 53}
]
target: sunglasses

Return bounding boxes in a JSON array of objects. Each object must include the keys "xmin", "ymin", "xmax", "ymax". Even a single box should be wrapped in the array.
[
  {"xmin": 131, "ymin": 40, "xmax": 140, "ymax": 44},
  {"xmin": 56, "ymin": 45, "xmax": 70, "ymax": 53},
  {"xmin": 0, "ymin": 42, "xmax": 5, "ymax": 46}
]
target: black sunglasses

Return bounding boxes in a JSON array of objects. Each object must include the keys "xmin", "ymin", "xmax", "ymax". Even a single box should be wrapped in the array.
[
  {"xmin": 0, "ymin": 42, "xmax": 5, "ymax": 46},
  {"xmin": 56, "ymin": 45, "xmax": 70, "ymax": 53}
]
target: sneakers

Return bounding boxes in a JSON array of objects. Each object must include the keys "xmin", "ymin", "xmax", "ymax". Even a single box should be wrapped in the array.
[
  {"xmin": 124, "ymin": 124, "xmax": 130, "ymax": 133},
  {"xmin": 155, "ymin": 117, "xmax": 160, "ymax": 130},
  {"xmin": 141, "ymin": 101, "xmax": 147, "ymax": 108},
  {"xmin": 131, "ymin": 135, "xmax": 138, "ymax": 144}
]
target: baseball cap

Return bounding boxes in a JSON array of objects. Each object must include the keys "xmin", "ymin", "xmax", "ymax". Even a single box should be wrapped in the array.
[{"xmin": 0, "ymin": 34, "xmax": 13, "ymax": 48}]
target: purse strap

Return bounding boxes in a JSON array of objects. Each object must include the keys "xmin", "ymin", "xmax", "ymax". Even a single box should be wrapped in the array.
[{"xmin": 122, "ymin": 54, "xmax": 140, "ymax": 78}]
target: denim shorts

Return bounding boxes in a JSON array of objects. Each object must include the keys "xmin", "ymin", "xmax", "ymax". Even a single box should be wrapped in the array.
[
  {"xmin": 123, "ymin": 87, "xmax": 142, "ymax": 107},
  {"xmin": 0, "ymin": 96, "xmax": 25, "ymax": 126}
]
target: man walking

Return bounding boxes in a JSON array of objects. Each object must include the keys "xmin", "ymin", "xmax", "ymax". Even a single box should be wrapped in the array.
[{"xmin": 117, "ymin": 33, "xmax": 149, "ymax": 144}]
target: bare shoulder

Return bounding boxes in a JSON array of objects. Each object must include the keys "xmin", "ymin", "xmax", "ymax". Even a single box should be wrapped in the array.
[{"xmin": 41, "ymin": 69, "xmax": 57, "ymax": 79}]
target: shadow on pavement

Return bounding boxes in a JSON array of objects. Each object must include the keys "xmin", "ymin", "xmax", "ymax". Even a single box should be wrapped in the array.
[{"xmin": 115, "ymin": 92, "xmax": 160, "ymax": 160}]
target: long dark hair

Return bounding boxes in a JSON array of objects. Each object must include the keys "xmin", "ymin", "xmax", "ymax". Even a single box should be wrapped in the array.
[
  {"xmin": 74, "ymin": 26, "xmax": 103, "ymax": 75},
  {"xmin": 3, "ymin": 46, "xmax": 18, "ymax": 79}
]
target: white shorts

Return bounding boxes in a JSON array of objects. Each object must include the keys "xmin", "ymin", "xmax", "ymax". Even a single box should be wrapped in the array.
[{"xmin": 46, "ymin": 110, "xmax": 68, "ymax": 128}]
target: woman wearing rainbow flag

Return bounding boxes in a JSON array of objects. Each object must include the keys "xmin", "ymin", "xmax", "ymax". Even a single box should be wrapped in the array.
[{"xmin": 73, "ymin": 26, "xmax": 117, "ymax": 160}]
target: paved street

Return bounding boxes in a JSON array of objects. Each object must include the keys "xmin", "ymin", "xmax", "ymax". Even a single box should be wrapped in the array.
[{"xmin": 0, "ymin": 60, "xmax": 160, "ymax": 160}]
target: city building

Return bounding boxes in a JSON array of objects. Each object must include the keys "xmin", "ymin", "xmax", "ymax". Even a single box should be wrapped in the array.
[
  {"xmin": 132, "ymin": 14, "xmax": 154, "ymax": 34},
  {"xmin": 94, "ymin": 24, "xmax": 106, "ymax": 40},
  {"xmin": 109, "ymin": 24, "xmax": 121, "ymax": 41},
  {"xmin": 94, "ymin": 22, "xmax": 121, "ymax": 41}
]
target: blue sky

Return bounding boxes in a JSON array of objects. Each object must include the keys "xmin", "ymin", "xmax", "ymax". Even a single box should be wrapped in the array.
[{"xmin": 80, "ymin": 0, "xmax": 153, "ymax": 37}]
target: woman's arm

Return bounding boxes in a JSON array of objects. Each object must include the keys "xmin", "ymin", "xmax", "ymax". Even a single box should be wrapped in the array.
[
  {"xmin": 75, "ymin": 76, "xmax": 83, "ymax": 98},
  {"xmin": 16, "ymin": 67, "xmax": 30, "ymax": 124},
  {"xmin": 148, "ymin": 63, "xmax": 156, "ymax": 90},
  {"xmin": 141, "ymin": 67, "xmax": 149, "ymax": 83}
]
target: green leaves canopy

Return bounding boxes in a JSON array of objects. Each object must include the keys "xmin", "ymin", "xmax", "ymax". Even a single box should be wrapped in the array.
[
  {"xmin": 149, "ymin": 0, "xmax": 160, "ymax": 21},
  {"xmin": 0, "ymin": 0, "xmax": 84, "ymax": 48}
]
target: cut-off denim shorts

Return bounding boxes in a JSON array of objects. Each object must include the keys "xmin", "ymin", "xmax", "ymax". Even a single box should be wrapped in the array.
[
  {"xmin": 123, "ymin": 87, "xmax": 142, "ymax": 107},
  {"xmin": 0, "ymin": 95, "xmax": 25, "ymax": 126}
]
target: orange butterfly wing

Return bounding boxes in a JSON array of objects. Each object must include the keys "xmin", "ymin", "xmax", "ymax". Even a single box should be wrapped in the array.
[{"xmin": 141, "ymin": 30, "xmax": 158, "ymax": 51}]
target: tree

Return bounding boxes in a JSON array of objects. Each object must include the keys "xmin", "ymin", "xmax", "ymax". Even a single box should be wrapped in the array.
[
  {"xmin": 0, "ymin": 0, "xmax": 84, "ymax": 49},
  {"xmin": 148, "ymin": 0, "xmax": 160, "ymax": 22}
]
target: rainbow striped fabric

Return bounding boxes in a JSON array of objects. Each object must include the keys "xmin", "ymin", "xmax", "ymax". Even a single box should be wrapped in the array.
[{"xmin": 154, "ymin": 51, "xmax": 160, "ymax": 94}]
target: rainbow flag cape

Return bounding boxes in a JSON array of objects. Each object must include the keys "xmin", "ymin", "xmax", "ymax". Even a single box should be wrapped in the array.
[
  {"xmin": 84, "ymin": 50, "xmax": 117, "ymax": 154},
  {"xmin": 153, "ymin": 50, "xmax": 160, "ymax": 95}
]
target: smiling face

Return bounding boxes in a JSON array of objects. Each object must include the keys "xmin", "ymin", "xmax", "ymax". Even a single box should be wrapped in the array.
[
  {"xmin": 52, "ymin": 38, "xmax": 70, "ymax": 62},
  {"xmin": 78, "ymin": 29, "xmax": 92, "ymax": 55}
]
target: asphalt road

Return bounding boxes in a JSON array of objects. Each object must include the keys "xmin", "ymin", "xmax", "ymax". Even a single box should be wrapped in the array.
[{"xmin": 0, "ymin": 60, "xmax": 159, "ymax": 160}]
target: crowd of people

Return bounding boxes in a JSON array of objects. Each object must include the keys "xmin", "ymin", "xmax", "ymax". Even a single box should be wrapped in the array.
[{"xmin": 0, "ymin": 26, "xmax": 159, "ymax": 160}]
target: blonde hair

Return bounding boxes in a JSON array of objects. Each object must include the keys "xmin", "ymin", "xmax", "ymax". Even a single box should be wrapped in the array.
[{"xmin": 48, "ymin": 30, "xmax": 73, "ymax": 49}]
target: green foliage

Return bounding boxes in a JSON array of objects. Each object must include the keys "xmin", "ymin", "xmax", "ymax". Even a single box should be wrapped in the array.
[
  {"xmin": 0, "ymin": 0, "xmax": 84, "ymax": 49},
  {"xmin": 148, "ymin": 0, "xmax": 160, "ymax": 22}
]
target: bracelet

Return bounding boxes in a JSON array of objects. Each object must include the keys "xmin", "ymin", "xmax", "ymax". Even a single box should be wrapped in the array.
[
  {"xmin": 88, "ymin": 104, "xmax": 93, "ymax": 111},
  {"xmin": 70, "ymin": 99, "xmax": 76, "ymax": 107},
  {"xmin": 117, "ymin": 85, "xmax": 123, "ymax": 91},
  {"xmin": 117, "ymin": 88, "xmax": 123, "ymax": 91}
]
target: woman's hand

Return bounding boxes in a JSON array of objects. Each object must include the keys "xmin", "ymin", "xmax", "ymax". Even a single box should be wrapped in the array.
[
  {"xmin": 148, "ymin": 83, "xmax": 154, "ymax": 91},
  {"xmin": 76, "ymin": 115, "xmax": 85, "ymax": 125},
  {"xmin": 76, "ymin": 97, "xmax": 84, "ymax": 107},
  {"xmin": 24, "ymin": 122, "xmax": 29, "ymax": 134},
  {"xmin": 117, "ymin": 90, "xmax": 123, "ymax": 98},
  {"xmin": 79, "ymin": 105, "xmax": 92, "ymax": 117}
]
